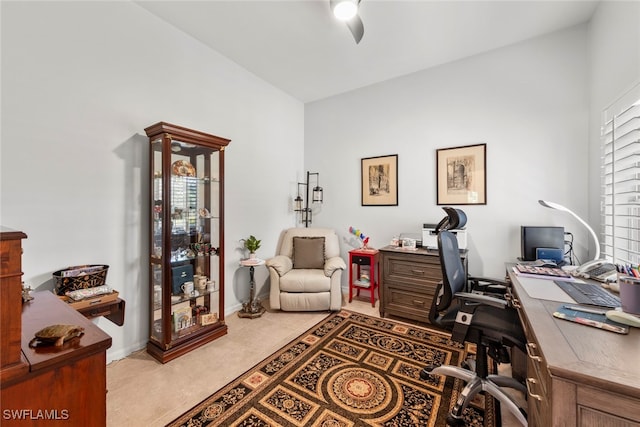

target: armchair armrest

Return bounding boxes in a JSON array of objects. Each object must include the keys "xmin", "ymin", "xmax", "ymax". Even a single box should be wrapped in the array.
[
  {"xmin": 324, "ymin": 256, "xmax": 346, "ymax": 277},
  {"xmin": 266, "ymin": 255, "xmax": 293, "ymax": 276}
]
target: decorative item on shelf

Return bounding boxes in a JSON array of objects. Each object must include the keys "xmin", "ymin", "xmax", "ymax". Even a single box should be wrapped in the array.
[
  {"xmin": 200, "ymin": 313, "xmax": 218, "ymax": 326},
  {"xmin": 171, "ymin": 159, "xmax": 196, "ymax": 177},
  {"xmin": 173, "ymin": 306, "xmax": 193, "ymax": 332},
  {"xmin": 294, "ymin": 171, "xmax": 323, "ymax": 227},
  {"xmin": 192, "ymin": 305, "xmax": 209, "ymax": 324},
  {"xmin": 349, "ymin": 226, "xmax": 371, "ymax": 249},
  {"xmin": 194, "ymin": 275, "xmax": 207, "ymax": 293},
  {"xmin": 153, "ymin": 201, "xmax": 162, "ymax": 219},
  {"xmin": 242, "ymin": 235, "xmax": 261, "ymax": 259},
  {"xmin": 22, "ymin": 283, "xmax": 34, "ymax": 303},
  {"xmin": 190, "ymin": 242, "xmax": 219, "ymax": 256}
]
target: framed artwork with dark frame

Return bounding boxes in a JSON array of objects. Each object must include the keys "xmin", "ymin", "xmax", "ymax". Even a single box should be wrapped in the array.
[
  {"xmin": 436, "ymin": 143, "xmax": 486, "ymax": 205},
  {"xmin": 361, "ymin": 154, "xmax": 398, "ymax": 206}
]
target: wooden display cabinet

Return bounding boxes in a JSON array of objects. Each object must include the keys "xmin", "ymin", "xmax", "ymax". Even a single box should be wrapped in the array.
[{"xmin": 144, "ymin": 122, "xmax": 230, "ymax": 363}]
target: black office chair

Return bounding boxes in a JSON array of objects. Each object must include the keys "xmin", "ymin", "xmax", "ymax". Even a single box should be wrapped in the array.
[{"xmin": 421, "ymin": 230, "xmax": 528, "ymax": 426}]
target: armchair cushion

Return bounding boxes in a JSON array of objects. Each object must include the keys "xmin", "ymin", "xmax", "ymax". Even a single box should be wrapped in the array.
[
  {"xmin": 266, "ymin": 255, "xmax": 293, "ymax": 277},
  {"xmin": 292, "ymin": 237, "xmax": 325, "ymax": 269}
]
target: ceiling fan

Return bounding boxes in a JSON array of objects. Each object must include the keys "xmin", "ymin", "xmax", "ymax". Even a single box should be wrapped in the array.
[{"xmin": 330, "ymin": 0, "xmax": 364, "ymax": 44}]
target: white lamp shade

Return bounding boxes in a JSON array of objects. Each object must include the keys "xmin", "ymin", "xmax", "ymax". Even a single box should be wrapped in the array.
[{"xmin": 538, "ymin": 200, "xmax": 600, "ymax": 261}]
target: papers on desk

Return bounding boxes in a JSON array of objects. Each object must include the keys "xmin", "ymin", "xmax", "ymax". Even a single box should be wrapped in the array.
[
  {"xmin": 553, "ymin": 305, "xmax": 629, "ymax": 334},
  {"xmin": 514, "ymin": 264, "xmax": 573, "ymax": 280},
  {"xmin": 514, "ymin": 274, "xmax": 577, "ymax": 303}
]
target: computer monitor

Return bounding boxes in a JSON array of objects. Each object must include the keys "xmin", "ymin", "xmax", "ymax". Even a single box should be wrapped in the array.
[{"xmin": 521, "ymin": 226, "xmax": 565, "ymax": 261}]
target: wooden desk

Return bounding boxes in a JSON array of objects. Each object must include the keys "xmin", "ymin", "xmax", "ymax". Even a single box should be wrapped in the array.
[
  {"xmin": 1, "ymin": 292, "xmax": 112, "ymax": 426},
  {"xmin": 508, "ymin": 271, "xmax": 640, "ymax": 426}
]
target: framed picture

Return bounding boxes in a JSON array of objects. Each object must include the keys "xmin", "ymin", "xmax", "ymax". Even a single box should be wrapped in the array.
[
  {"xmin": 361, "ymin": 154, "xmax": 398, "ymax": 206},
  {"xmin": 436, "ymin": 143, "xmax": 486, "ymax": 205},
  {"xmin": 200, "ymin": 313, "xmax": 218, "ymax": 326}
]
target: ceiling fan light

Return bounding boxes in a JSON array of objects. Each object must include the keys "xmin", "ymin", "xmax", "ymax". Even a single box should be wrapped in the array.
[{"xmin": 333, "ymin": 1, "xmax": 358, "ymax": 21}]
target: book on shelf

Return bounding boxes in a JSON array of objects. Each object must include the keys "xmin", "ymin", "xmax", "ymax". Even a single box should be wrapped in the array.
[{"xmin": 173, "ymin": 306, "xmax": 193, "ymax": 332}]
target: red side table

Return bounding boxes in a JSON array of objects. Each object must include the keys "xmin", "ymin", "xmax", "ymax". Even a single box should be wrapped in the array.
[{"xmin": 348, "ymin": 248, "xmax": 380, "ymax": 307}]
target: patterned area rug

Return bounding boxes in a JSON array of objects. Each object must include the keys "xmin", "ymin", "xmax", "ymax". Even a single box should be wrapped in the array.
[{"xmin": 168, "ymin": 310, "xmax": 496, "ymax": 427}]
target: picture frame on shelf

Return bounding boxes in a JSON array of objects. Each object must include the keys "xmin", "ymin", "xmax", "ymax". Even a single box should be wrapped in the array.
[
  {"xmin": 200, "ymin": 313, "xmax": 218, "ymax": 326},
  {"xmin": 436, "ymin": 143, "xmax": 486, "ymax": 205},
  {"xmin": 361, "ymin": 154, "xmax": 398, "ymax": 206}
]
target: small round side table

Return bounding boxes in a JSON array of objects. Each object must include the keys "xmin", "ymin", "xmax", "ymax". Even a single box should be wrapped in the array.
[{"xmin": 238, "ymin": 258, "xmax": 266, "ymax": 318}]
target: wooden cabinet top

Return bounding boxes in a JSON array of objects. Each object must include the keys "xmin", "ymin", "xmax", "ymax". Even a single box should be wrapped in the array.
[
  {"xmin": 144, "ymin": 122, "xmax": 231, "ymax": 149},
  {"xmin": 0, "ymin": 227, "xmax": 27, "ymax": 241},
  {"xmin": 379, "ymin": 245, "xmax": 467, "ymax": 257},
  {"xmin": 20, "ymin": 292, "xmax": 112, "ymax": 374}
]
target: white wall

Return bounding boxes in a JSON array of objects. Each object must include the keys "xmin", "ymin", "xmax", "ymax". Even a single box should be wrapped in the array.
[
  {"xmin": 1, "ymin": 2, "xmax": 303, "ymax": 362},
  {"xmin": 306, "ymin": 25, "xmax": 591, "ymax": 279},
  {"xmin": 587, "ymin": 1, "xmax": 640, "ymax": 237}
]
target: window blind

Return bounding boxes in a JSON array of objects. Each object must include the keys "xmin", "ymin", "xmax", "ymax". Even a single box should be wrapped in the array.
[{"xmin": 601, "ymin": 83, "xmax": 640, "ymax": 266}]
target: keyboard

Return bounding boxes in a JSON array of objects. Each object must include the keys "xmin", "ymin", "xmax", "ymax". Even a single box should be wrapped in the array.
[{"xmin": 554, "ymin": 280, "xmax": 621, "ymax": 308}]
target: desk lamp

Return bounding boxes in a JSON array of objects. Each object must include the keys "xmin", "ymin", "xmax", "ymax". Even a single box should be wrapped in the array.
[{"xmin": 538, "ymin": 200, "xmax": 600, "ymax": 262}]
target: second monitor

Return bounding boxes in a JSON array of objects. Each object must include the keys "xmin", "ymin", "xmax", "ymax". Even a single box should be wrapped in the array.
[{"xmin": 521, "ymin": 226, "xmax": 565, "ymax": 261}]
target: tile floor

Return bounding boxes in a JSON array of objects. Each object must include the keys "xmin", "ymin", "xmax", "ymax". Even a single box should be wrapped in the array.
[{"xmin": 106, "ymin": 295, "xmax": 524, "ymax": 426}]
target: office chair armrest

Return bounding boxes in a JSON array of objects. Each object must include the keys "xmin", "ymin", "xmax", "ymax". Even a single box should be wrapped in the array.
[
  {"xmin": 469, "ymin": 276, "xmax": 508, "ymax": 295},
  {"xmin": 454, "ymin": 292, "xmax": 509, "ymax": 309}
]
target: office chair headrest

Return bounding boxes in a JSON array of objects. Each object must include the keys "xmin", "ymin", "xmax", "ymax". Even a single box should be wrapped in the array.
[{"xmin": 435, "ymin": 207, "xmax": 467, "ymax": 232}]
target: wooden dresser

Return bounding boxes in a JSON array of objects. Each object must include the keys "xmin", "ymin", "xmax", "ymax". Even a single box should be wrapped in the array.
[
  {"xmin": 0, "ymin": 228, "xmax": 112, "ymax": 426},
  {"xmin": 379, "ymin": 245, "xmax": 467, "ymax": 323}
]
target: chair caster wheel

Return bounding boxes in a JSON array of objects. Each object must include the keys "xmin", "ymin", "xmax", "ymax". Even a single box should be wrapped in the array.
[
  {"xmin": 419, "ymin": 364, "xmax": 439, "ymax": 380},
  {"xmin": 446, "ymin": 414, "xmax": 466, "ymax": 426}
]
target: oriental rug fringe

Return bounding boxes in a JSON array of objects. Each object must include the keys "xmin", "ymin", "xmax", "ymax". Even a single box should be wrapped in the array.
[{"xmin": 167, "ymin": 310, "xmax": 496, "ymax": 427}]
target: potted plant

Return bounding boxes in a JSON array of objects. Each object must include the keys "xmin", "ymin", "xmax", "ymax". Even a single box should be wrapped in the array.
[{"xmin": 243, "ymin": 235, "xmax": 261, "ymax": 259}]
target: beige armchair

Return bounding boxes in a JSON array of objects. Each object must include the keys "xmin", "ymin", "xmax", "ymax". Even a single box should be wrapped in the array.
[{"xmin": 266, "ymin": 227, "xmax": 346, "ymax": 311}]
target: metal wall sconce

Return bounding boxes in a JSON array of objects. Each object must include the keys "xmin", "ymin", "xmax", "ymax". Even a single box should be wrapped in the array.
[{"xmin": 295, "ymin": 171, "xmax": 323, "ymax": 227}]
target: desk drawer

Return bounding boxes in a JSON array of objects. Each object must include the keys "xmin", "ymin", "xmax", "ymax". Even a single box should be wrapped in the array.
[{"xmin": 351, "ymin": 255, "xmax": 371, "ymax": 266}]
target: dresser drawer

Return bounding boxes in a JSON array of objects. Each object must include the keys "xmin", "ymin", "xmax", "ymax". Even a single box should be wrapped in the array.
[
  {"xmin": 384, "ymin": 285, "xmax": 434, "ymax": 323},
  {"xmin": 383, "ymin": 254, "xmax": 441, "ymax": 286}
]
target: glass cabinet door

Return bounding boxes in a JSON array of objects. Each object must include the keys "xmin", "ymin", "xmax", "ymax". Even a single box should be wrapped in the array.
[{"xmin": 145, "ymin": 122, "xmax": 230, "ymax": 363}]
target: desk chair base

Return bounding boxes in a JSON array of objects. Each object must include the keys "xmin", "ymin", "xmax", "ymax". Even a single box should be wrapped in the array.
[{"xmin": 421, "ymin": 365, "xmax": 528, "ymax": 426}]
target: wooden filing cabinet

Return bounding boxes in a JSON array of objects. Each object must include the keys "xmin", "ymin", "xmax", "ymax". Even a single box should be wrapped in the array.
[{"xmin": 379, "ymin": 245, "xmax": 467, "ymax": 323}]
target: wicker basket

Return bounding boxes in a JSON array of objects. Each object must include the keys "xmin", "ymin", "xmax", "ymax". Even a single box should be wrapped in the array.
[{"xmin": 53, "ymin": 264, "xmax": 109, "ymax": 296}]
